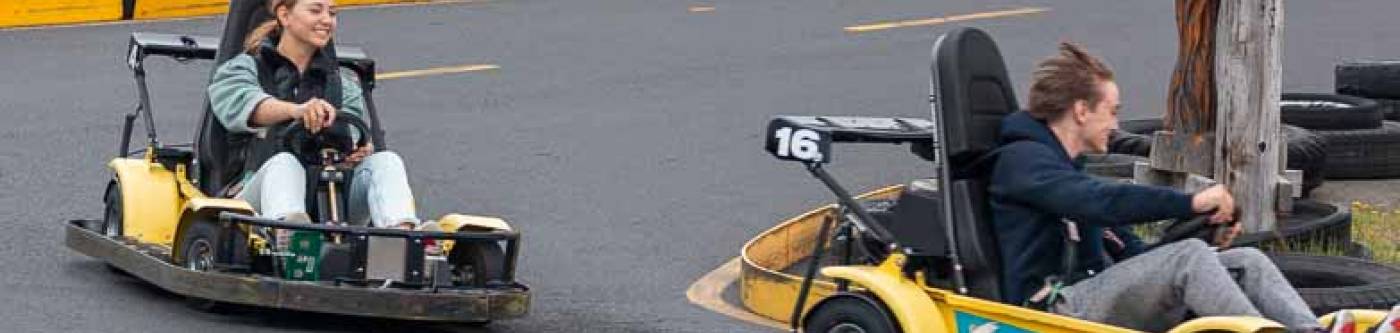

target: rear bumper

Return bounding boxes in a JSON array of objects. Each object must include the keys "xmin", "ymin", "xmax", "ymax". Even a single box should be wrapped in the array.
[{"xmin": 65, "ymin": 220, "xmax": 528, "ymax": 322}]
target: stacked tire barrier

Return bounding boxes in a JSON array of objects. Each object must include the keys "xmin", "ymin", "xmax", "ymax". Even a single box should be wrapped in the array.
[
  {"xmin": 1330, "ymin": 61, "xmax": 1400, "ymax": 179},
  {"xmin": 1, "ymin": 0, "xmax": 429, "ymax": 28}
]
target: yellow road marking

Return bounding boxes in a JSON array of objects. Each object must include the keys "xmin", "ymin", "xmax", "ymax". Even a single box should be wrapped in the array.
[
  {"xmin": 689, "ymin": 6, "xmax": 716, "ymax": 13},
  {"xmin": 376, "ymin": 64, "xmax": 499, "ymax": 80},
  {"xmin": 844, "ymin": 7, "xmax": 1050, "ymax": 33},
  {"xmin": 0, "ymin": 0, "xmax": 492, "ymax": 32},
  {"xmin": 686, "ymin": 257, "xmax": 787, "ymax": 331}
]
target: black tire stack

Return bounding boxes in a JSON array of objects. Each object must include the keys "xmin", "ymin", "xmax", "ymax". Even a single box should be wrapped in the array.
[{"xmin": 1329, "ymin": 61, "xmax": 1400, "ymax": 179}]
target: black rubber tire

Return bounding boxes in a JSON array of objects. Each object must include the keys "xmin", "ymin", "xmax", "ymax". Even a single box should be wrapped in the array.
[
  {"xmin": 100, "ymin": 180, "xmax": 132, "ymax": 275},
  {"xmin": 1313, "ymin": 121, "xmax": 1400, "ymax": 179},
  {"xmin": 1283, "ymin": 125, "xmax": 1329, "ymax": 197},
  {"xmin": 1108, "ymin": 120, "xmax": 1328, "ymax": 196},
  {"xmin": 448, "ymin": 241, "xmax": 507, "ymax": 288},
  {"xmin": 1233, "ymin": 200, "xmax": 1351, "ymax": 252},
  {"xmin": 1269, "ymin": 253, "xmax": 1400, "ymax": 315},
  {"xmin": 1368, "ymin": 98, "xmax": 1400, "ymax": 121},
  {"xmin": 1083, "ymin": 153, "xmax": 1146, "ymax": 179},
  {"xmin": 1280, "ymin": 93, "xmax": 1382, "ymax": 130},
  {"xmin": 175, "ymin": 219, "xmax": 226, "ymax": 312},
  {"xmin": 100, "ymin": 181, "xmax": 123, "ymax": 238},
  {"xmin": 802, "ymin": 293, "xmax": 900, "ymax": 333},
  {"xmin": 1336, "ymin": 61, "xmax": 1400, "ymax": 100}
]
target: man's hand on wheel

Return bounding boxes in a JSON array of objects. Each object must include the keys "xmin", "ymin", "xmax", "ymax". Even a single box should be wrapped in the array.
[
  {"xmin": 1192, "ymin": 184, "xmax": 1242, "ymax": 247},
  {"xmin": 1215, "ymin": 221, "xmax": 1244, "ymax": 248},
  {"xmin": 1191, "ymin": 184, "xmax": 1236, "ymax": 224}
]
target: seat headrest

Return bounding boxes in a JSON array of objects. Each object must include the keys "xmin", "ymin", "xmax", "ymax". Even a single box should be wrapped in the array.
[{"xmin": 930, "ymin": 27, "xmax": 1019, "ymax": 170}]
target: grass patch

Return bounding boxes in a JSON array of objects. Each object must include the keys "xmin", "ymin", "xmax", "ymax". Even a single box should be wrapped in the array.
[{"xmin": 1352, "ymin": 202, "xmax": 1400, "ymax": 265}]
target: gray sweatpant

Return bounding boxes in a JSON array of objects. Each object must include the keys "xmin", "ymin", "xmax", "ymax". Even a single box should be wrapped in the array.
[{"xmin": 1050, "ymin": 239, "xmax": 1319, "ymax": 332}]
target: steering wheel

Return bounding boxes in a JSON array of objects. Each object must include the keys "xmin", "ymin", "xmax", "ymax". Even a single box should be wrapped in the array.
[
  {"xmin": 1146, "ymin": 214, "xmax": 1233, "ymax": 251},
  {"xmin": 274, "ymin": 111, "xmax": 372, "ymax": 165}
]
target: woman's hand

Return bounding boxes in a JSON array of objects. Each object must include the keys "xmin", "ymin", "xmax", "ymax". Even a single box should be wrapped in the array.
[
  {"xmin": 345, "ymin": 143, "xmax": 374, "ymax": 165},
  {"xmin": 295, "ymin": 98, "xmax": 337, "ymax": 133}
]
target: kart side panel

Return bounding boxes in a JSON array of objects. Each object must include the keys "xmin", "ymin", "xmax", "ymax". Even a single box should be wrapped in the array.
[
  {"xmin": 1165, "ymin": 316, "xmax": 1286, "ymax": 333},
  {"xmin": 820, "ymin": 256, "xmax": 946, "ymax": 333},
  {"xmin": 65, "ymin": 220, "xmax": 529, "ymax": 322},
  {"xmin": 110, "ymin": 157, "xmax": 183, "ymax": 246}
]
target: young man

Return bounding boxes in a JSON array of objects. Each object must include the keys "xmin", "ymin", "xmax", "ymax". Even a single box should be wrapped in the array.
[{"xmin": 988, "ymin": 42, "xmax": 1323, "ymax": 332}]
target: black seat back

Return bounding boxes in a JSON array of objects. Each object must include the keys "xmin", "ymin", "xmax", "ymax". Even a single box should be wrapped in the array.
[{"xmin": 928, "ymin": 27, "xmax": 1019, "ymax": 302}]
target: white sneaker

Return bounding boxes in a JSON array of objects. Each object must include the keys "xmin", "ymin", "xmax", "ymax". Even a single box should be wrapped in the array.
[
  {"xmin": 1372, "ymin": 305, "xmax": 1400, "ymax": 333},
  {"xmin": 1331, "ymin": 310, "xmax": 1357, "ymax": 333}
]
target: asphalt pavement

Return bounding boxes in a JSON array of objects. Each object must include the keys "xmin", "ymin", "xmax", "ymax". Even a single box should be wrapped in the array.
[{"xmin": 1, "ymin": 0, "xmax": 1397, "ymax": 332}]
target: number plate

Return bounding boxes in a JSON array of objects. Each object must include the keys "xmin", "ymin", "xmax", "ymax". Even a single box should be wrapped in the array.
[{"xmin": 765, "ymin": 117, "xmax": 832, "ymax": 163}]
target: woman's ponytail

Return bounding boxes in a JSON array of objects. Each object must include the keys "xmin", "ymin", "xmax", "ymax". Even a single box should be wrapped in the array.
[
  {"xmin": 242, "ymin": 0, "xmax": 297, "ymax": 54},
  {"xmin": 243, "ymin": 19, "xmax": 279, "ymax": 54}
]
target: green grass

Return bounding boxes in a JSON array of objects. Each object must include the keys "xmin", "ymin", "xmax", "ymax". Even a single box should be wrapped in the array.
[{"xmin": 1352, "ymin": 202, "xmax": 1400, "ymax": 265}]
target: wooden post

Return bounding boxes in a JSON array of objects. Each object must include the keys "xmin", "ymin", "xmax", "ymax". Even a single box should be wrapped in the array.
[{"xmin": 1215, "ymin": 0, "xmax": 1284, "ymax": 233}]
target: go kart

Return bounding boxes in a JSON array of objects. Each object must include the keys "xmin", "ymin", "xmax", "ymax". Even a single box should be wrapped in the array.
[
  {"xmin": 64, "ymin": 0, "xmax": 527, "ymax": 324},
  {"xmin": 757, "ymin": 27, "xmax": 1387, "ymax": 333}
]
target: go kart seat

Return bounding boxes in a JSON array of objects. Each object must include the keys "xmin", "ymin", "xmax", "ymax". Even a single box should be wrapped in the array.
[
  {"xmin": 195, "ymin": 0, "xmax": 271, "ymax": 195},
  {"xmin": 929, "ymin": 27, "xmax": 1019, "ymax": 303}
]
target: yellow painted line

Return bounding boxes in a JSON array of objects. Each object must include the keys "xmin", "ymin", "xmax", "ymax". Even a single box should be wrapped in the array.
[
  {"xmin": 0, "ymin": 0, "xmax": 492, "ymax": 32},
  {"xmin": 685, "ymin": 257, "xmax": 786, "ymax": 331},
  {"xmin": 376, "ymin": 64, "xmax": 499, "ymax": 80},
  {"xmin": 844, "ymin": 7, "xmax": 1050, "ymax": 33},
  {"xmin": 689, "ymin": 6, "xmax": 716, "ymax": 13}
]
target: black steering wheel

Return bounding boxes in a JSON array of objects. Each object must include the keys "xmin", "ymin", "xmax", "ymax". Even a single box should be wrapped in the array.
[
  {"xmin": 274, "ymin": 111, "xmax": 372, "ymax": 165},
  {"xmin": 1147, "ymin": 214, "xmax": 1234, "ymax": 251}
]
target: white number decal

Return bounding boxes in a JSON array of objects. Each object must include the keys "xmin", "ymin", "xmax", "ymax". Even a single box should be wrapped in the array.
[{"xmin": 774, "ymin": 127, "xmax": 824, "ymax": 161}]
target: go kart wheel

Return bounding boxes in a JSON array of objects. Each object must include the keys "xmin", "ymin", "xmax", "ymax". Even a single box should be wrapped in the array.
[
  {"xmin": 100, "ymin": 180, "xmax": 123, "ymax": 238},
  {"xmin": 100, "ymin": 180, "xmax": 130, "ymax": 275},
  {"xmin": 449, "ymin": 241, "xmax": 506, "ymax": 288},
  {"xmin": 176, "ymin": 219, "xmax": 225, "ymax": 312},
  {"xmin": 802, "ymin": 293, "xmax": 899, "ymax": 333}
]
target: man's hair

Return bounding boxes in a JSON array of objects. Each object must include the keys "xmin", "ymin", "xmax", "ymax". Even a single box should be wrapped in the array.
[{"xmin": 1026, "ymin": 42, "xmax": 1115, "ymax": 121}]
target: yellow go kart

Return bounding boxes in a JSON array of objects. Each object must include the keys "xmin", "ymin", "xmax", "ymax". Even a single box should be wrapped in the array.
[
  {"xmin": 760, "ymin": 27, "xmax": 1386, "ymax": 333},
  {"xmin": 64, "ymin": 0, "xmax": 526, "ymax": 324}
]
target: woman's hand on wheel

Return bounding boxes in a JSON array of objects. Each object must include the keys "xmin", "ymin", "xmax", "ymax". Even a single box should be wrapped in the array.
[
  {"xmin": 345, "ymin": 143, "xmax": 373, "ymax": 164},
  {"xmin": 296, "ymin": 98, "xmax": 337, "ymax": 133}
]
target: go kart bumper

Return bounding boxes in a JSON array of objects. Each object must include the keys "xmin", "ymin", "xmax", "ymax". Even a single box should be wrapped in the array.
[{"xmin": 64, "ymin": 220, "xmax": 529, "ymax": 322}]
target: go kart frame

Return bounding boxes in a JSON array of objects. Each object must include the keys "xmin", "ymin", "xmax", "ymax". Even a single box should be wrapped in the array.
[
  {"xmin": 765, "ymin": 27, "xmax": 1388, "ymax": 333},
  {"xmin": 63, "ymin": 0, "xmax": 527, "ymax": 324}
]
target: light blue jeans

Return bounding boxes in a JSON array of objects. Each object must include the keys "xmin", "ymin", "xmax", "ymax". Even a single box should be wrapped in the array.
[{"xmin": 236, "ymin": 152, "xmax": 418, "ymax": 228}]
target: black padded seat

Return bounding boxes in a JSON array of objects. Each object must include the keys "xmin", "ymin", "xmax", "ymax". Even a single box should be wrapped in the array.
[
  {"xmin": 195, "ymin": 0, "xmax": 271, "ymax": 195},
  {"xmin": 929, "ymin": 27, "xmax": 1020, "ymax": 302}
]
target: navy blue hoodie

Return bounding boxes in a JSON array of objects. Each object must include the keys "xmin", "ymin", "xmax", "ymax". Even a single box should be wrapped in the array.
[{"xmin": 989, "ymin": 111, "xmax": 1196, "ymax": 305}]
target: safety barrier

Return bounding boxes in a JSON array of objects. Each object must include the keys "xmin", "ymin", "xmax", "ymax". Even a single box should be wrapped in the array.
[{"xmin": 1, "ymin": 0, "xmax": 436, "ymax": 28}]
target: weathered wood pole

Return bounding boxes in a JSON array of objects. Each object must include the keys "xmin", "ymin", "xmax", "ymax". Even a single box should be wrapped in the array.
[
  {"xmin": 1165, "ymin": 0, "xmax": 1284, "ymax": 233},
  {"xmin": 1215, "ymin": 0, "xmax": 1283, "ymax": 233}
]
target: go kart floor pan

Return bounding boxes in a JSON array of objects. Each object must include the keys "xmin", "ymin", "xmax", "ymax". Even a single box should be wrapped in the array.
[{"xmin": 64, "ymin": 220, "xmax": 528, "ymax": 322}]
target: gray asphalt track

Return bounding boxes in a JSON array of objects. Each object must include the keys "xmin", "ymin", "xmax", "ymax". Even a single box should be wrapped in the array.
[{"xmin": 1, "ymin": 1, "xmax": 1396, "ymax": 332}]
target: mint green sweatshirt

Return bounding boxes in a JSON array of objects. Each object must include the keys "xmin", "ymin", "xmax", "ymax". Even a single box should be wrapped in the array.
[{"xmin": 206, "ymin": 53, "xmax": 367, "ymax": 134}]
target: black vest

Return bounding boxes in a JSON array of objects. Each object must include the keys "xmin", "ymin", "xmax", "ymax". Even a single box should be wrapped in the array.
[{"xmin": 234, "ymin": 41, "xmax": 344, "ymax": 174}]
